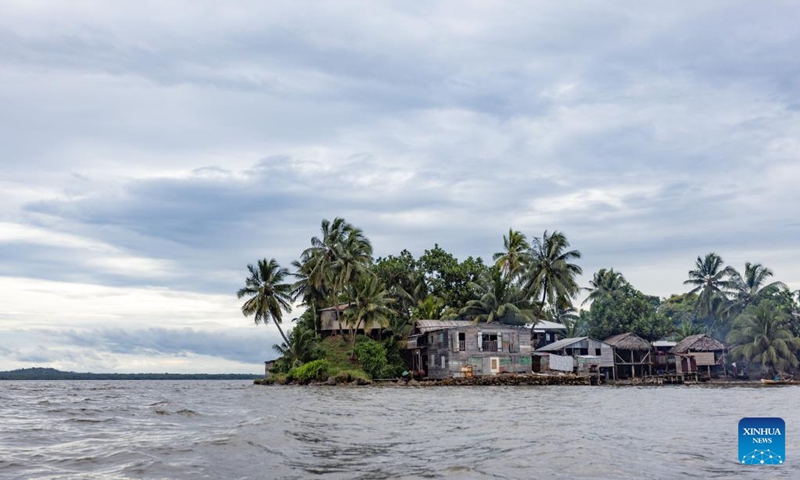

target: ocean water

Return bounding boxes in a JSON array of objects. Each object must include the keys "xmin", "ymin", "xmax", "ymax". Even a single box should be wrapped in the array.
[{"xmin": 1, "ymin": 381, "xmax": 798, "ymax": 479}]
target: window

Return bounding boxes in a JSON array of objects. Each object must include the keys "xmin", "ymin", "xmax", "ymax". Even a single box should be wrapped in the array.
[
  {"xmin": 595, "ymin": 348, "xmax": 601, "ymax": 356},
  {"xmin": 481, "ymin": 334, "xmax": 499, "ymax": 352},
  {"xmin": 509, "ymin": 333, "xmax": 520, "ymax": 353},
  {"xmin": 458, "ymin": 332, "xmax": 466, "ymax": 351}
]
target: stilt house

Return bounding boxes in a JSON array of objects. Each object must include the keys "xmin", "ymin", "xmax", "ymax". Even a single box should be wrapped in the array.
[
  {"xmin": 604, "ymin": 332, "xmax": 653, "ymax": 379},
  {"xmin": 670, "ymin": 334, "xmax": 727, "ymax": 378}
]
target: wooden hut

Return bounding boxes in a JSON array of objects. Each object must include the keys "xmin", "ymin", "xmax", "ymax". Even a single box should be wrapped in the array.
[
  {"xmin": 651, "ymin": 340, "xmax": 677, "ymax": 374},
  {"xmin": 670, "ymin": 334, "xmax": 727, "ymax": 378},
  {"xmin": 604, "ymin": 333, "xmax": 653, "ymax": 379}
]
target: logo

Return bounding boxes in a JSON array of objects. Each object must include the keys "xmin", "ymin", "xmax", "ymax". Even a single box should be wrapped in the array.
[{"xmin": 739, "ymin": 417, "xmax": 785, "ymax": 465}]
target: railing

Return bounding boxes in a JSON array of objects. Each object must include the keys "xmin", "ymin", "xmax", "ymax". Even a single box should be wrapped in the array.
[
  {"xmin": 458, "ymin": 340, "xmax": 466, "ymax": 351},
  {"xmin": 483, "ymin": 341, "xmax": 498, "ymax": 352}
]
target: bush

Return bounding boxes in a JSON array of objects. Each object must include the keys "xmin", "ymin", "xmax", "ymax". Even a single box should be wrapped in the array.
[
  {"xmin": 287, "ymin": 359, "xmax": 329, "ymax": 384},
  {"xmin": 354, "ymin": 339, "xmax": 388, "ymax": 379}
]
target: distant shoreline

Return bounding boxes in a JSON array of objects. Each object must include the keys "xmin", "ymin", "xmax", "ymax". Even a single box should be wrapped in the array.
[{"xmin": 0, "ymin": 368, "xmax": 261, "ymax": 381}]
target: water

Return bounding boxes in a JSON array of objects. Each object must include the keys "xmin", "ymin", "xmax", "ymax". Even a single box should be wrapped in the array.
[{"xmin": 1, "ymin": 381, "xmax": 798, "ymax": 479}]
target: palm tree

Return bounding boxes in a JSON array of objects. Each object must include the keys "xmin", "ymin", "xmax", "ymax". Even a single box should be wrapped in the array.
[
  {"xmin": 272, "ymin": 327, "xmax": 319, "ymax": 369},
  {"xmin": 237, "ymin": 258, "xmax": 293, "ymax": 345},
  {"xmin": 412, "ymin": 294, "xmax": 444, "ymax": 320},
  {"xmin": 673, "ymin": 320, "xmax": 704, "ymax": 341},
  {"xmin": 582, "ymin": 268, "xmax": 628, "ymax": 306},
  {"xmin": 523, "ymin": 230, "xmax": 582, "ymax": 319},
  {"xmin": 343, "ymin": 274, "xmax": 394, "ymax": 349},
  {"xmin": 493, "ymin": 229, "xmax": 530, "ymax": 279},
  {"xmin": 461, "ymin": 269, "xmax": 534, "ymax": 324},
  {"xmin": 725, "ymin": 262, "xmax": 786, "ymax": 318},
  {"xmin": 726, "ymin": 302, "xmax": 800, "ymax": 376},
  {"xmin": 303, "ymin": 218, "xmax": 373, "ymax": 331},
  {"xmin": 683, "ymin": 253, "xmax": 735, "ymax": 319},
  {"xmin": 291, "ymin": 252, "xmax": 329, "ymax": 334}
]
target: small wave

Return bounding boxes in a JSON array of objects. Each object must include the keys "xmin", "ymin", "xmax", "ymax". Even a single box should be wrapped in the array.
[
  {"xmin": 176, "ymin": 409, "xmax": 199, "ymax": 416},
  {"xmin": 66, "ymin": 418, "xmax": 113, "ymax": 424}
]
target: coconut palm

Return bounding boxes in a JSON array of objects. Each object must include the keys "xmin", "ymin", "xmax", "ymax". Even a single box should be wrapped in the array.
[
  {"xmin": 582, "ymin": 268, "xmax": 628, "ymax": 306},
  {"xmin": 343, "ymin": 274, "xmax": 394, "ymax": 349},
  {"xmin": 726, "ymin": 302, "xmax": 800, "ymax": 376},
  {"xmin": 291, "ymin": 252, "xmax": 330, "ymax": 334},
  {"xmin": 272, "ymin": 327, "xmax": 319, "ymax": 369},
  {"xmin": 303, "ymin": 218, "xmax": 373, "ymax": 330},
  {"xmin": 673, "ymin": 320, "xmax": 704, "ymax": 341},
  {"xmin": 461, "ymin": 269, "xmax": 534, "ymax": 324},
  {"xmin": 725, "ymin": 262, "xmax": 786, "ymax": 318},
  {"xmin": 237, "ymin": 258, "xmax": 293, "ymax": 345},
  {"xmin": 492, "ymin": 229, "xmax": 530, "ymax": 279},
  {"xmin": 523, "ymin": 230, "xmax": 582, "ymax": 319},
  {"xmin": 683, "ymin": 253, "xmax": 735, "ymax": 319},
  {"xmin": 412, "ymin": 294, "xmax": 444, "ymax": 320}
]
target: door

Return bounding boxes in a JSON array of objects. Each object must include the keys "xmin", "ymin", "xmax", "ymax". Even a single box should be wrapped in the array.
[{"xmin": 490, "ymin": 357, "xmax": 500, "ymax": 374}]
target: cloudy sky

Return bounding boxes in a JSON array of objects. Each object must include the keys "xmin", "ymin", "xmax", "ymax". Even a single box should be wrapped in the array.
[{"xmin": 1, "ymin": 1, "xmax": 799, "ymax": 373}]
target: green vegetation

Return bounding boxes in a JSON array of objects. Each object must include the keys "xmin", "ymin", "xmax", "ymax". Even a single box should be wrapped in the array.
[{"xmin": 240, "ymin": 217, "xmax": 800, "ymax": 382}]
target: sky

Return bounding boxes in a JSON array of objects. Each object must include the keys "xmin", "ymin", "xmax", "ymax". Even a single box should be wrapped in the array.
[{"xmin": 1, "ymin": 1, "xmax": 799, "ymax": 373}]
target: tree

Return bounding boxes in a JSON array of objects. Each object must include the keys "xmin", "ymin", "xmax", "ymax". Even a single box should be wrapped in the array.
[
  {"xmin": 343, "ymin": 274, "xmax": 394, "ymax": 349},
  {"xmin": 726, "ymin": 302, "xmax": 800, "ymax": 376},
  {"xmin": 582, "ymin": 268, "xmax": 628, "ymax": 306},
  {"xmin": 418, "ymin": 244, "xmax": 488, "ymax": 311},
  {"xmin": 302, "ymin": 217, "xmax": 373, "ymax": 332},
  {"xmin": 725, "ymin": 262, "xmax": 786, "ymax": 318},
  {"xmin": 272, "ymin": 327, "xmax": 320, "ymax": 370},
  {"xmin": 460, "ymin": 268, "xmax": 533, "ymax": 324},
  {"xmin": 523, "ymin": 230, "xmax": 582, "ymax": 319},
  {"xmin": 683, "ymin": 253, "xmax": 734, "ymax": 319},
  {"xmin": 237, "ymin": 258, "xmax": 293, "ymax": 345},
  {"xmin": 585, "ymin": 284, "xmax": 673, "ymax": 341},
  {"xmin": 492, "ymin": 229, "xmax": 530, "ymax": 279},
  {"xmin": 673, "ymin": 320, "xmax": 704, "ymax": 340}
]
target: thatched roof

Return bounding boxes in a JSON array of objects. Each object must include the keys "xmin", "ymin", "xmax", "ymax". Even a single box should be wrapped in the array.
[
  {"xmin": 670, "ymin": 334, "xmax": 726, "ymax": 353},
  {"xmin": 604, "ymin": 332, "xmax": 652, "ymax": 351}
]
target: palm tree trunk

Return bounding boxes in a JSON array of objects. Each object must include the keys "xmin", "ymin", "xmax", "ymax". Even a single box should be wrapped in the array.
[
  {"xmin": 539, "ymin": 281, "xmax": 548, "ymax": 322},
  {"xmin": 274, "ymin": 319, "xmax": 290, "ymax": 346}
]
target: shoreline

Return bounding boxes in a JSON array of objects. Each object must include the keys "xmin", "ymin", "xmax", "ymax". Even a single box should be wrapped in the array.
[{"xmin": 255, "ymin": 374, "xmax": 789, "ymax": 388}]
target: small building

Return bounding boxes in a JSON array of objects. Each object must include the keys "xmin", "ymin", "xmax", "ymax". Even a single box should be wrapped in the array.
[
  {"xmin": 530, "ymin": 320, "xmax": 568, "ymax": 349},
  {"xmin": 533, "ymin": 337, "xmax": 614, "ymax": 377},
  {"xmin": 670, "ymin": 334, "xmax": 727, "ymax": 378},
  {"xmin": 604, "ymin": 332, "xmax": 653, "ymax": 379},
  {"xmin": 318, "ymin": 304, "xmax": 382, "ymax": 337},
  {"xmin": 405, "ymin": 320, "xmax": 533, "ymax": 379},
  {"xmin": 264, "ymin": 359, "xmax": 278, "ymax": 378},
  {"xmin": 651, "ymin": 340, "xmax": 677, "ymax": 374}
]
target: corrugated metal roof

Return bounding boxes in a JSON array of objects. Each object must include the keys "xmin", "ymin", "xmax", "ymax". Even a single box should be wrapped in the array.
[
  {"xmin": 652, "ymin": 340, "xmax": 677, "ymax": 348},
  {"xmin": 528, "ymin": 320, "xmax": 568, "ymax": 331},
  {"xmin": 536, "ymin": 336, "xmax": 589, "ymax": 352},
  {"xmin": 414, "ymin": 319, "xmax": 473, "ymax": 333}
]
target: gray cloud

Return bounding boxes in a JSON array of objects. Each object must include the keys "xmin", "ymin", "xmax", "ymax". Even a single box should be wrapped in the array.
[{"xmin": 2, "ymin": 1, "xmax": 800, "ymax": 371}]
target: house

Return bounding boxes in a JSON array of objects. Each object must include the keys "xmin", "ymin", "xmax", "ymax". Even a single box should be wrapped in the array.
[
  {"xmin": 651, "ymin": 340, "xmax": 677, "ymax": 374},
  {"xmin": 264, "ymin": 359, "xmax": 278, "ymax": 378},
  {"xmin": 530, "ymin": 320, "xmax": 568, "ymax": 349},
  {"xmin": 670, "ymin": 334, "xmax": 727, "ymax": 378},
  {"xmin": 533, "ymin": 337, "xmax": 614, "ymax": 377},
  {"xmin": 318, "ymin": 304, "xmax": 383, "ymax": 337},
  {"xmin": 604, "ymin": 332, "xmax": 653, "ymax": 379},
  {"xmin": 405, "ymin": 320, "xmax": 533, "ymax": 379}
]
